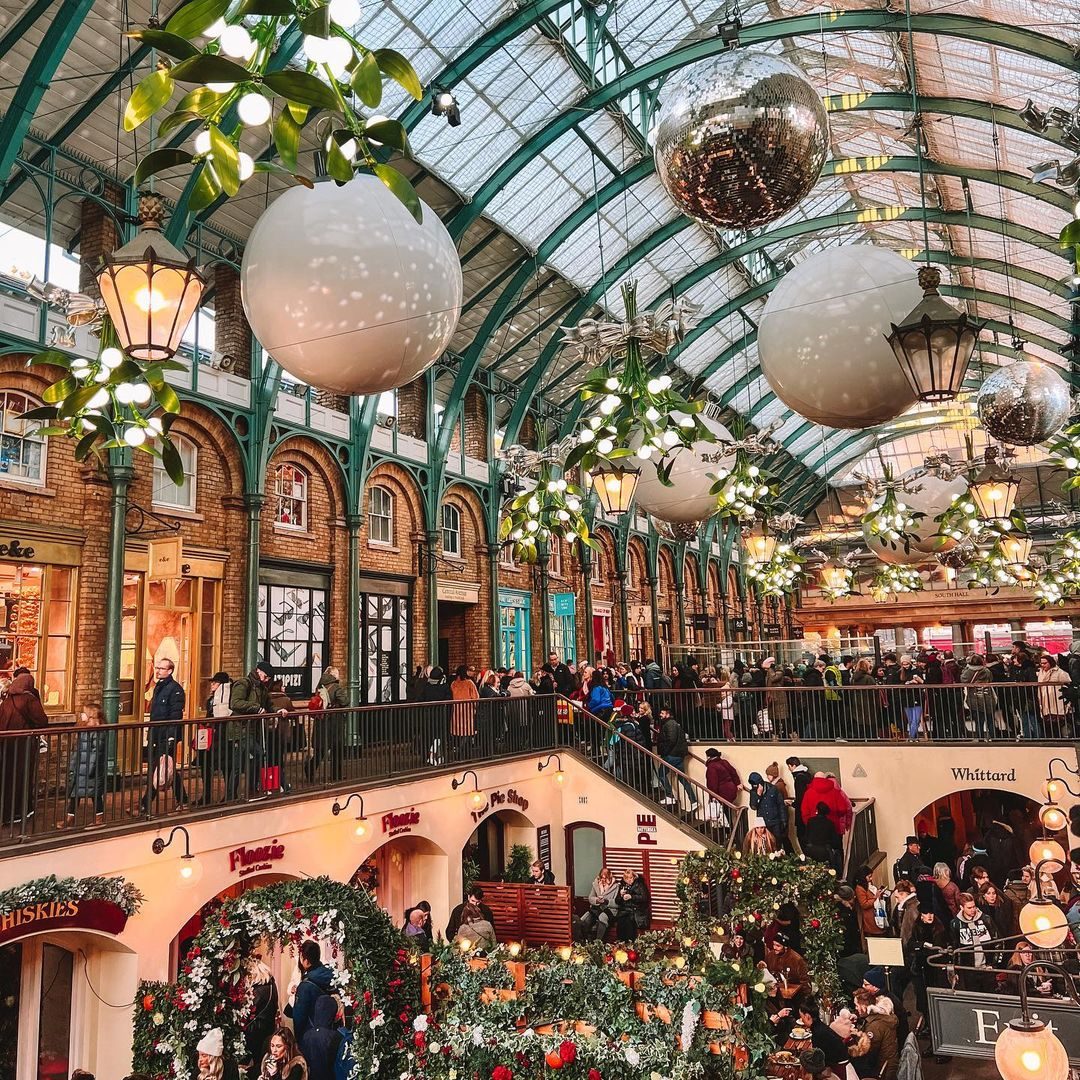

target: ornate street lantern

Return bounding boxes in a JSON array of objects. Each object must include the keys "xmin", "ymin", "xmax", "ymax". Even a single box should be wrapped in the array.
[
  {"xmin": 590, "ymin": 464, "xmax": 640, "ymax": 516},
  {"xmin": 887, "ymin": 267, "xmax": 981, "ymax": 402},
  {"xmin": 96, "ymin": 193, "xmax": 206, "ymax": 361},
  {"xmin": 969, "ymin": 461, "xmax": 1019, "ymax": 521}
]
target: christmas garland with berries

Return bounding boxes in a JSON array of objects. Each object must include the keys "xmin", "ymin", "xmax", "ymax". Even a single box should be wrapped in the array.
[
  {"xmin": 133, "ymin": 876, "xmax": 418, "ymax": 1080},
  {"xmin": 675, "ymin": 849, "xmax": 843, "ymax": 1003}
]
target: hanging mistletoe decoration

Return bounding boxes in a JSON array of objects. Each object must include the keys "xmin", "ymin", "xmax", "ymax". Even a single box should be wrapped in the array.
[
  {"xmin": 563, "ymin": 281, "xmax": 712, "ymax": 481},
  {"xmin": 966, "ymin": 537, "xmax": 1032, "ymax": 590},
  {"xmin": 745, "ymin": 540, "xmax": 805, "ymax": 598},
  {"xmin": 860, "ymin": 467, "xmax": 923, "ymax": 550},
  {"xmin": 869, "ymin": 564, "xmax": 923, "ymax": 600},
  {"xmin": 1048, "ymin": 422, "xmax": 1080, "ymax": 491},
  {"xmin": 498, "ymin": 467, "xmax": 592, "ymax": 563},
  {"xmin": 1033, "ymin": 529, "xmax": 1080, "ymax": 607},
  {"xmin": 817, "ymin": 560, "xmax": 857, "ymax": 601}
]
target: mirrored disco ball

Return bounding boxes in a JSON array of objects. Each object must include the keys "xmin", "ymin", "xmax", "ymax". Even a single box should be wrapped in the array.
[
  {"xmin": 652, "ymin": 51, "xmax": 829, "ymax": 229},
  {"xmin": 976, "ymin": 359, "xmax": 1071, "ymax": 446},
  {"xmin": 650, "ymin": 516, "xmax": 702, "ymax": 543}
]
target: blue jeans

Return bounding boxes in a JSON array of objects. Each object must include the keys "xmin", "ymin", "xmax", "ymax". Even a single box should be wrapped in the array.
[
  {"xmin": 1020, "ymin": 708, "xmax": 1040, "ymax": 740},
  {"xmin": 972, "ymin": 708, "xmax": 994, "ymax": 740},
  {"xmin": 904, "ymin": 705, "xmax": 922, "ymax": 740},
  {"xmin": 660, "ymin": 754, "xmax": 697, "ymax": 805}
]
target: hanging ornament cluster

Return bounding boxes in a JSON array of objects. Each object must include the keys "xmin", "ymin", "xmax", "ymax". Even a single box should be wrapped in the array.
[
  {"xmin": 743, "ymin": 518, "xmax": 806, "ymax": 598},
  {"xmin": 1033, "ymin": 529, "xmax": 1080, "ymax": 607},
  {"xmin": 710, "ymin": 447, "xmax": 775, "ymax": 522},
  {"xmin": 818, "ymin": 561, "xmax": 857, "ymax": 601},
  {"xmin": 859, "ymin": 467, "xmax": 923, "ymax": 551},
  {"xmin": 976, "ymin": 358, "xmax": 1071, "ymax": 446},
  {"xmin": 966, "ymin": 536, "xmax": 1034, "ymax": 590},
  {"xmin": 564, "ymin": 282, "xmax": 711, "ymax": 509},
  {"xmin": 498, "ymin": 467, "xmax": 590, "ymax": 564},
  {"xmin": 869, "ymin": 564, "xmax": 924, "ymax": 601},
  {"xmin": 1048, "ymin": 421, "xmax": 1080, "ymax": 490}
]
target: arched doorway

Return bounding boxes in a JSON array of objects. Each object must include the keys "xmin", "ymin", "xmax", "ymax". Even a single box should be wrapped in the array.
[
  {"xmin": 913, "ymin": 789, "xmax": 1043, "ymax": 881},
  {"xmin": 461, "ymin": 809, "xmax": 535, "ymax": 884},
  {"xmin": 351, "ymin": 836, "xmax": 448, "ymax": 931},
  {"xmin": 565, "ymin": 821, "xmax": 606, "ymax": 918},
  {"xmin": 0, "ymin": 931, "xmax": 137, "ymax": 1080}
]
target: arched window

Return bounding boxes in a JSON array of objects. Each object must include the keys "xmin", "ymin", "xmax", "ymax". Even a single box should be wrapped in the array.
[
  {"xmin": 442, "ymin": 503, "xmax": 461, "ymax": 557},
  {"xmin": 369, "ymin": 485, "xmax": 394, "ymax": 545},
  {"xmin": 592, "ymin": 544, "xmax": 605, "ymax": 585},
  {"xmin": 0, "ymin": 390, "xmax": 46, "ymax": 486},
  {"xmin": 153, "ymin": 434, "xmax": 197, "ymax": 510},
  {"xmin": 272, "ymin": 463, "xmax": 307, "ymax": 530},
  {"xmin": 548, "ymin": 538, "xmax": 562, "ymax": 577}
]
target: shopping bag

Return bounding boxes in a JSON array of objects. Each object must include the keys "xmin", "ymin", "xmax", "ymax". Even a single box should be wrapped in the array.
[
  {"xmin": 260, "ymin": 765, "xmax": 281, "ymax": 792},
  {"xmin": 153, "ymin": 754, "xmax": 175, "ymax": 791},
  {"xmin": 195, "ymin": 726, "xmax": 214, "ymax": 751},
  {"xmin": 707, "ymin": 798, "xmax": 730, "ymax": 827}
]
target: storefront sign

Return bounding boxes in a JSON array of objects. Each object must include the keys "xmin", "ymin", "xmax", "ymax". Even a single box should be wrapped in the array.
[
  {"xmin": 437, "ymin": 580, "xmax": 480, "ymax": 604},
  {"xmin": 928, "ymin": 989, "xmax": 1080, "ymax": 1065},
  {"xmin": 0, "ymin": 539, "xmax": 35, "ymax": 560},
  {"xmin": 551, "ymin": 592, "xmax": 575, "ymax": 617},
  {"xmin": 731, "ymin": 617, "xmax": 748, "ymax": 633},
  {"xmin": 0, "ymin": 899, "xmax": 128, "ymax": 945},
  {"xmin": 148, "ymin": 537, "xmax": 183, "ymax": 580},
  {"xmin": 691, "ymin": 613, "xmax": 711, "ymax": 630},
  {"xmin": 636, "ymin": 813, "xmax": 657, "ymax": 846},
  {"xmin": 763, "ymin": 622, "xmax": 783, "ymax": 637},
  {"xmin": 229, "ymin": 840, "xmax": 286, "ymax": 878},
  {"xmin": 629, "ymin": 604, "xmax": 652, "ymax": 626},
  {"xmin": 382, "ymin": 808, "xmax": 420, "ymax": 836},
  {"xmin": 471, "ymin": 787, "xmax": 530, "ymax": 823},
  {"xmin": 950, "ymin": 766, "xmax": 1017, "ymax": 783}
]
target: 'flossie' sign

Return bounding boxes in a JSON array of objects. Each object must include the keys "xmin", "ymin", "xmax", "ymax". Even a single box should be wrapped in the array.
[{"xmin": 229, "ymin": 840, "xmax": 286, "ymax": 877}]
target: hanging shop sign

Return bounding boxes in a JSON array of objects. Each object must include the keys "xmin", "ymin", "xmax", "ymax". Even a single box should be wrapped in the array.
[
  {"xmin": 437, "ymin": 580, "xmax": 481, "ymax": 604},
  {"xmin": 228, "ymin": 840, "xmax": 286, "ymax": 878},
  {"xmin": 690, "ymin": 613, "xmax": 711, "ymax": 630},
  {"xmin": 149, "ymin": 537, "xmax": 184, "ymax": 580},
  {"xmin": 628, "ymin": 604, "xmax": 652, "ymax": 626},
  {"xmin": 731, "ymin": 617, "xmax": 748, "ymax": 633},
  {"xmin": 763, "ymin": 622, "xmax": 783, "ymax": 637},
  {"xmin": 382, "ymin": 808, "xmax": 420, "ymax": 837},
  {"xmin": 928, "ymin": 988, "xmax": 1080, "ymax": 1065},
  {"xmin": 636, "ymin": 812, "xmax": 658, "ymax": 846},
  {"xmin": 551, "ymin": 592, "xmax": 576, "ymax": 617},
  {"xmin": 0, "ymin": 899, "xmax": 129, "ymax": 945}
]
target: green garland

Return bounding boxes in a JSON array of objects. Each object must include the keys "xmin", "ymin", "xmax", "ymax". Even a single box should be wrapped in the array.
[
  {"xmin": 132, "ymin": 981, "xmax": 176, "ymax": 1080},
  {"xmin": 499, "ymin": 470, "xmax": 592, "ymax": 563},
  {"xmin": 675, "ymin": 850, "xmax": 843, "ymax": 1004},
  {"xmin": 0, "ymin": 873, "xmax": 143, "ymax": 917},
  {"xmin": 134, "ymin": 877, "xmax": 418, "ymax": 1080}
]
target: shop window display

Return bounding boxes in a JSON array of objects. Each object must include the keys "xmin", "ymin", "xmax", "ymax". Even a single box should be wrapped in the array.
[
  {"xmin": 257, "ymin": 584, "xmax": 327, "ymax": 698},
  {"xmin": 272, "ymin": 464, "xmax": 307, "ymax": 530},
  {"xmin": 0, "ymin": 564, "xmax": 74, "ymax": 709}
]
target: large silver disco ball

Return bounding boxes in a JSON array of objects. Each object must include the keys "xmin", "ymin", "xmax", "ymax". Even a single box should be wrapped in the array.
[
  {"xmin": 976, "ymin": 359, "xmax": 1071, "ymax": 446},
  {"xmin": 652, "ymin": 51, "xmax": 829, "ymax": 229}
]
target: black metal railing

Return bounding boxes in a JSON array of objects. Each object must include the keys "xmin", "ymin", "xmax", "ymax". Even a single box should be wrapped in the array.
[
  {"xmin": 0, "ymin": 695, "xmax": 555, "ymax": 848},
  {"xmin": 629, "ymin": 682, "xmax": 1062, "ymax": 742},
  {"xmin": 567, "ymin": 700, "xmax": 747, "ymax": 850}
]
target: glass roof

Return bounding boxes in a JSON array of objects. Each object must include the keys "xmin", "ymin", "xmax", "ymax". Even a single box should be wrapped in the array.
[{"xmin": 0, "ymin": 0, "xmax": 1075, "ymax": 501}]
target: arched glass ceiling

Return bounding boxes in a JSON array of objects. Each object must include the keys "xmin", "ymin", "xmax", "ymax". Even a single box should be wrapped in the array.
[{"xmin": 0, "ymin": 0, "xmax": 1077, "ymax": 507}]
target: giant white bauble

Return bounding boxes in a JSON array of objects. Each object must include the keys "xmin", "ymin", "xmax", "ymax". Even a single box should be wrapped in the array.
[
  {"xmin": 241, "ymin": 176, "xmax": 463, "ymax": 395},
  {"xmin": 758, "ymin": 246, "xmax": 923, "ymax": 429},
  {"xmin": 862, "ymin": 473, "xmax": 968, "ymax": 565},
  {"xmin": 633, "ymin": 414, "xmax": 732, "ymax": 524}
]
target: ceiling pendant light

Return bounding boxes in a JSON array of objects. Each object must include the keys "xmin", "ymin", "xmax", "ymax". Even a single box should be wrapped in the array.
[
  {"xmin": 590, "ymin": 464, "xmax": 640, "ymax": 516},
  {"xmin": 96, "ymin": 193, "xmax": 206, "ymax": 361},
  {"xmin": 968, "ymin": 460, "xmax": 1019, "ymax": 522},
  {"xmin": 887, "ymin": 266, "xmax": 981, "ymax": 401}
]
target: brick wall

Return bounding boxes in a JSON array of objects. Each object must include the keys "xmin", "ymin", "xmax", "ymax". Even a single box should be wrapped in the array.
[
  {"xmin": 396, "ymin": 379, "xmax": 426, "ymax": 439},
  {"xmin": 77, "ymin": 191, "xmax": 123, "ymax": 297},
  {"xmin": 462, "ymin": 387, "xmax": 487, "ymax": 459},
  {"xmin": 657, "ymin": 546, "xmax": 678, "ymax": 644},
  {"xmin": 441, "ymin": 484, "xmax": 493, "ymax": 667},
  {"xmin": 213, "ymin": 264, "xmax": 252, "ymax": 377}
]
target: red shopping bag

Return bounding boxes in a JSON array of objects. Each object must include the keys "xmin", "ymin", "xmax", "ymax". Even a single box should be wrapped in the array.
[{"xmin": 260, "ymin": 765, "xmax": 281, "ymax": 792}]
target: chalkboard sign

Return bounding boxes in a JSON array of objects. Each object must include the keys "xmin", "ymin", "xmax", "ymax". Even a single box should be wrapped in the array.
[
  {"xmin": 731, "ymin": 617, "xmax": 748, "ymax": 633},
  {"xmin": 536, "ymin": 824, "xmax": 552, "ymax": 871}
]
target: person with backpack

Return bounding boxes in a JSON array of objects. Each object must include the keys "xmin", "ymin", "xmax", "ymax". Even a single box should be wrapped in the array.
[
  {"xmin": 285, "ymin": 941, "xmax": 334, "ymax": 1042},
  {"xmin": 306, "ymin": 668, "xmax": 348, "ymax": 782},
  {"xmin": 143, "ymin": 657, "xmax": 188, "ymax": 815},
  {"xmin": 961, "ymin": 653, "xmax": 997, "ymax": 741},
  {"xmin": 197, "ymin": 671, "xmax": 231, "ymax": 805},
  {"xmin": 229, "ymin": 661, "xmax": 288, "ymax": 797}
]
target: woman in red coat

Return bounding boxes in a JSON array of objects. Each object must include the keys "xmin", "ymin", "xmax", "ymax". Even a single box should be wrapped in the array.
[
  {"xmin": 0, "ymin": 670, "xmax": 49, "ymax": 825},
  {"xmin": 704, "ymin": 747, "xmax": 740, "ymax": 803}
]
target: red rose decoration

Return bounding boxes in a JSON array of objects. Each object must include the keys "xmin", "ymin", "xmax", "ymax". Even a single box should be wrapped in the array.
[
  {"xmin": 810, "ymin": 918, "xmax": 820, "ymax": 929},
  {"xmin": 558, "ymin": 1040, "xmax": 576, "ymax": 1064},
  {"xmin": 284, "ymin": 901, "xmax": 293, "ymax": 910},
  {"xmin": 588, "ymin": 1071, "xmax": 601, "ymax": 1080},
  {"xmin": 626, "ymin": 949, "xmax": 638, "ymax": 964},
  {"xmin": 414, "ymin": 1032, "xmax": 426, "ymax": 1049},
  {"xmin": 142, "ymin": 994, "xmax": 155, "ymax": 1011},
  {"xmin": 731, "ymin": 870, "xmax": 740, "ymax": 879},
  {"xmin": 492, "ymin": 1067, "xmax": 514, "ymax": 1080}
]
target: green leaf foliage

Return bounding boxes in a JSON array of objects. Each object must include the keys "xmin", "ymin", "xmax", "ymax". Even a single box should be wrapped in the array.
[
  {"xmin": 26, "ymin": 350, "xmax": 72, "ymax": 370},
  {"xmin": 299, "ymin": 4, "xmax": 330, "ymax": 36},
  {"xmin": 160, "ymin": 437, "xmax": 186, "ymax": 485},
  {"xmin": 19, "ymin": 405, "xmax": 59, "ymax": 422},
  {"xmin": 263, "ymin": 70, "xmax": 341, "ymax": 111},
  {"xmin": 252, "ymin": 161, "xmax": 314, "ymax": 187},
  {"xmin": 373, "ymin": 48, "xmax": 422, "ymax": 100},
  {"xmin": 1061, "ymin": 220, "xmax": 1080, "ymax": 249},
  {"xmin": 373, "ymin": 163, "xmax": 421, "ymax": 223},
  {"xmin": 169, "ymin": 54, "xmax": 252, "ymax": 85},
  {"xmin": 350, "ymin": 52, "xmax": 382, "ymax": 108},
  {"xmin": 133, "ymin": 147, "xmax": 194, "ymax": 187},
  {"xmin": 237, "ymin": 0, "xmax": 295, "ymax": 12},
  {"xmin": 124, "ymin": 29, "xmax": 200, "ymax": 59},
  {"xmin": 155, "ymin": 383, "xmax": 182, "ymax": 415},
  {"xmin": 41, "ymin": 375, "xmax": 77, "ymax": 404},
  {"xmin": 186, "ymin": 167, "xmax": 221, "ymax": 212},
  {"xmin": 175, "ymin": 86, "xmax": 233, "ymax": 117},
  {"xmin": 325, "ymin": 138, "xmax": 354, "ymax": 183},
  {"xmin": 208, "ymin": 125, "xmax": 241, "ymax": 195},
  {"xmin": 365, "ymin": 117, "xmax": 409, "ymax": 153},
  {"xmin": 58, "ymin": 385, "xmax": 105, "ymax": 420},
  {"xmin": 124, "ymin": 69, "xmax": 175, "ymax": 131},
  {"xmin": 165, "ymin": 0, "xmax": 231, "ymax": 39},
  {"xmin": 273, "ymin": 104, "xmax": 302, "ymax": 172},
  {"xmin": 157, "ymin": 110, "xmax": 205, "ymax": 139}
]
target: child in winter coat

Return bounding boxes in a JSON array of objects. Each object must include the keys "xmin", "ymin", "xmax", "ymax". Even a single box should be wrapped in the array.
[{"xmin": 62, "ymin": 702, "xmax": 107, "ymax": 826}]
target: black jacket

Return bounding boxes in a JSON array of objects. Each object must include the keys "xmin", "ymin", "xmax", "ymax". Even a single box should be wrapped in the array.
[
  {"xmin": 546, "ymin": 662, "xmax": 574, "ymax": 696},
  {"xmin": 804, "ymin": 812, "xmax": 841, "ymax": 854},
  {"xmin": 285, "ymin": 962, "xmax": 334, "ymax": 1042},
  {"xmin": 300, "ymin": 996, "xmax": 342, "ymax": 1080},
  {"xmin": 148, "ymin": 675, "xmax": 185, "ymax": 752},
  {"xmin": 615, "ymin": 875, "xmax": 651, "ymax": 929},
  {"xmin": 789, "ymin": 765, "xmax": 811, "ymax": 821},
  {"xmin": 656, "ymin": 717, "xmax": 688, "ymax": 758}
]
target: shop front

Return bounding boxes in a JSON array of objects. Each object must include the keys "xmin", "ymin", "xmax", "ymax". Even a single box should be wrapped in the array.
[
  {"xmin": 591, "ymin": 602, "xmax": 613, "ymax": 661},
  {"xmin": 119, "ymin": 545, "xmax": 225, "ymax": 722},
  {"xmin": 549, "ymin": 592, "xmax": 576, "ymax": 663},
  {"xmin": 0, "ymin": 522, "xmax": 81, "ymax": 712},
  {"xmin": 499, "ymin": 588, "xmax": 531, "ymax": 675},
  {"xmin": 628, "ymin": 603, "xmax": 652, "ymax": 662},
  {"xmin": 358, "ymin": 572, "xmax": 411, "ymax": 703},
  {"xmin": 437, "ymin": 578, "xmax": 481, "ymax": 674},
  {"xmin": 257, "ymin": 563, "xmax": 330, "ymax": 699}
]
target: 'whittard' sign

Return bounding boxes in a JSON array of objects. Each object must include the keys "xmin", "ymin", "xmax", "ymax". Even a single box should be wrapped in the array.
[
  {"xmin": 928, "ymin": 989, "xmax": 1080, "ymax": 1065},
  {"xmin": 950, "ymin": 767, "xmax": 1017, "ymax": 783}
]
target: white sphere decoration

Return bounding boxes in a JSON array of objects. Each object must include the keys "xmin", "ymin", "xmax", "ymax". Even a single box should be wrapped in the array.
[
  {"xmin": 241, "ymin": 176, "xmax": 463, "ymax": 395},
  {"xmin": 632, "ymin": 413, "xmax": 733, "ymax": 524},
  {"xmin": 863, "ymin": 473, "xmax": 968, "ymax": 565},
  {"xmin": 758, "ymin": 246, "xmax": 923, "ymax": 428}
]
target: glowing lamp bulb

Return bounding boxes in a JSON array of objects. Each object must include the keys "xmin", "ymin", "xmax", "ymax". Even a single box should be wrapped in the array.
[
  {"xmin": 557, "ymin": 946, "xmax": 572, "ymax": 961},
  {"xmin": 328, "ymin": 0, "xmax": 362, "ymax": 22},
  {"xmin": 177, "ymin": 855, "xmax": 203, "ymax": 887},
  {"xmin": 135, "ymin": 286, "xmax": 167, "ymax": 314},
  {"xmin": 1018, "ymin": 898, "xmax": 1068, "ymax": 948},
  {"xmin": 124, "ymin": 425, "xmax": 147, "ymax": 447},
  {"xmin": 1029, "ymin": 838, "xmax": 1065, "ymax": 866},
  {"xmin": 456, "ymin": 937, "xmax": 472, "ymax": 953},
  {"xmin": 237, "ymin": 92, "xmax": 272, "ymax": 126},
  {"xmin": 554, "ymin": 769, "xmax": 564, "ymax": 784},
  {"xmin": 1039, "ymin": 802, "xmax": 1068, "ymax": 831},
  {"xmin": 507, "ymin": 941, "xmax": 522, "ymax": 957},
  {"xmin": 469, "ymin": 790, "xmax": 485, "ymax": 809},
  {"xmin": 1043, "ymin": 778, "xmax": 1065, "ymax": 801},
  {"xmin": 995, "ymin": 1022, "xmax": 1069, "ymax": 1080},
  {"xmin": 352, "ymin": 818, "xmax": 368, "ymax": 840},
  {"xmin": 219, "ymin": 24, "xmax": 255, "ymax": 59}
]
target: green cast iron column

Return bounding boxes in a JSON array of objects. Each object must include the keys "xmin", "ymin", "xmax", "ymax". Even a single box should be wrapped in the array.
[
  {"xmin": 242, "ymin": 494, "xmax": 265, "ymax": 674},
  {"xmin": 102, "ymin": 460, "xmax": 134, "ymax": 727},
  {"xmin": 538, "ymin": 550, "xmax": 552, "ymax": 658},
  {"xmin": 488, "ymin": 547, "xmax": 502, "ymax": 669},
  {"xmin": 346, "ymin": 514, "xmax": 362, "ymax": 705},
  {"xmin": 580, "ymin": 548, "xmax": 594, "ymax": 663},
  {"xmin": 426, "ymin": 532, "xmax": 440, "ymax": 668},
  {"xmin": 615, "ymin": 568, "xmax": 631, "ymax": 662},
  {"xmin": 648, "ymin": 576, "xmax": 661, "ymax": 661}
]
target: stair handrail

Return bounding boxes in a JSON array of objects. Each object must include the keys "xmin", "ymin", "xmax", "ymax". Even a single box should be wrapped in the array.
[
  {"xmin": 842, "ymin": 796, "xmax": 879, "ymax": 882},
  {"xmin": 556, "ymin": 695, "xmax": 747, "ymax": 850}
]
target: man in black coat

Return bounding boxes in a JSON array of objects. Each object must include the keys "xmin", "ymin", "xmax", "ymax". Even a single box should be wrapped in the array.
[
  {"xmin": 446, "ymin": 885, "xmax": 497, "ymax": 938},
  {"xmin": 786, "ymin": 756, "xmax": 811, "ymax": 846},
  {"xmin": 544, "ymin": 652, "xmax": 575, "ymax": 697},
  {"xmin": 143, "ymin": 656, "xmax": 187, "ymax": 813},
  {"xmin": 893, "ymin": 836, "xmax": 926, "ymax": 884}
]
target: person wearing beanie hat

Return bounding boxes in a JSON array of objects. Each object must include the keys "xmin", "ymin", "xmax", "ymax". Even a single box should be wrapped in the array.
[
  {"xmin": 197, "ymin": 1027, "xmax": 240, "ymax": 1080},
  {"xmin": 861, "ymin": 965, "xmax": 910, "ymax": 1045},
  {"xmin": 229, "ymin": 660, "xmax": 289, "ymax": 798},
  {"xmin": 799, "ymin": 1048, "xmax": 842, "ymax": 1080}
]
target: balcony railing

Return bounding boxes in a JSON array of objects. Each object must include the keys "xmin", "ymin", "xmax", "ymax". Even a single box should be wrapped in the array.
[{"xmin": 631, "ymin": 682, "xmax": 1065, "ymax": 742}]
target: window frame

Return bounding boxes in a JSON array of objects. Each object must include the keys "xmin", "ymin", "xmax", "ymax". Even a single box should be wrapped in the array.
[
  {"xmin": 0, "ymin": 390, "xmax": 47, "ymax": 487},
  {"xmin": 272, "ymin": 462, "xmax": 308, "ymax": 531},
  {"xmin": 548, "ymin": 538, "xmax": 562, "ymax": 577},
  {"xmin": 441, "ymin": 502, "xmax": 462, "ymax": 558},
  {"xmin": 152, "ymin": 433, "xmax": 198, "ymax": 511},
  {"xmin": 368, "ymin": 485, "xmax": 395, "ymax": 546}
]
